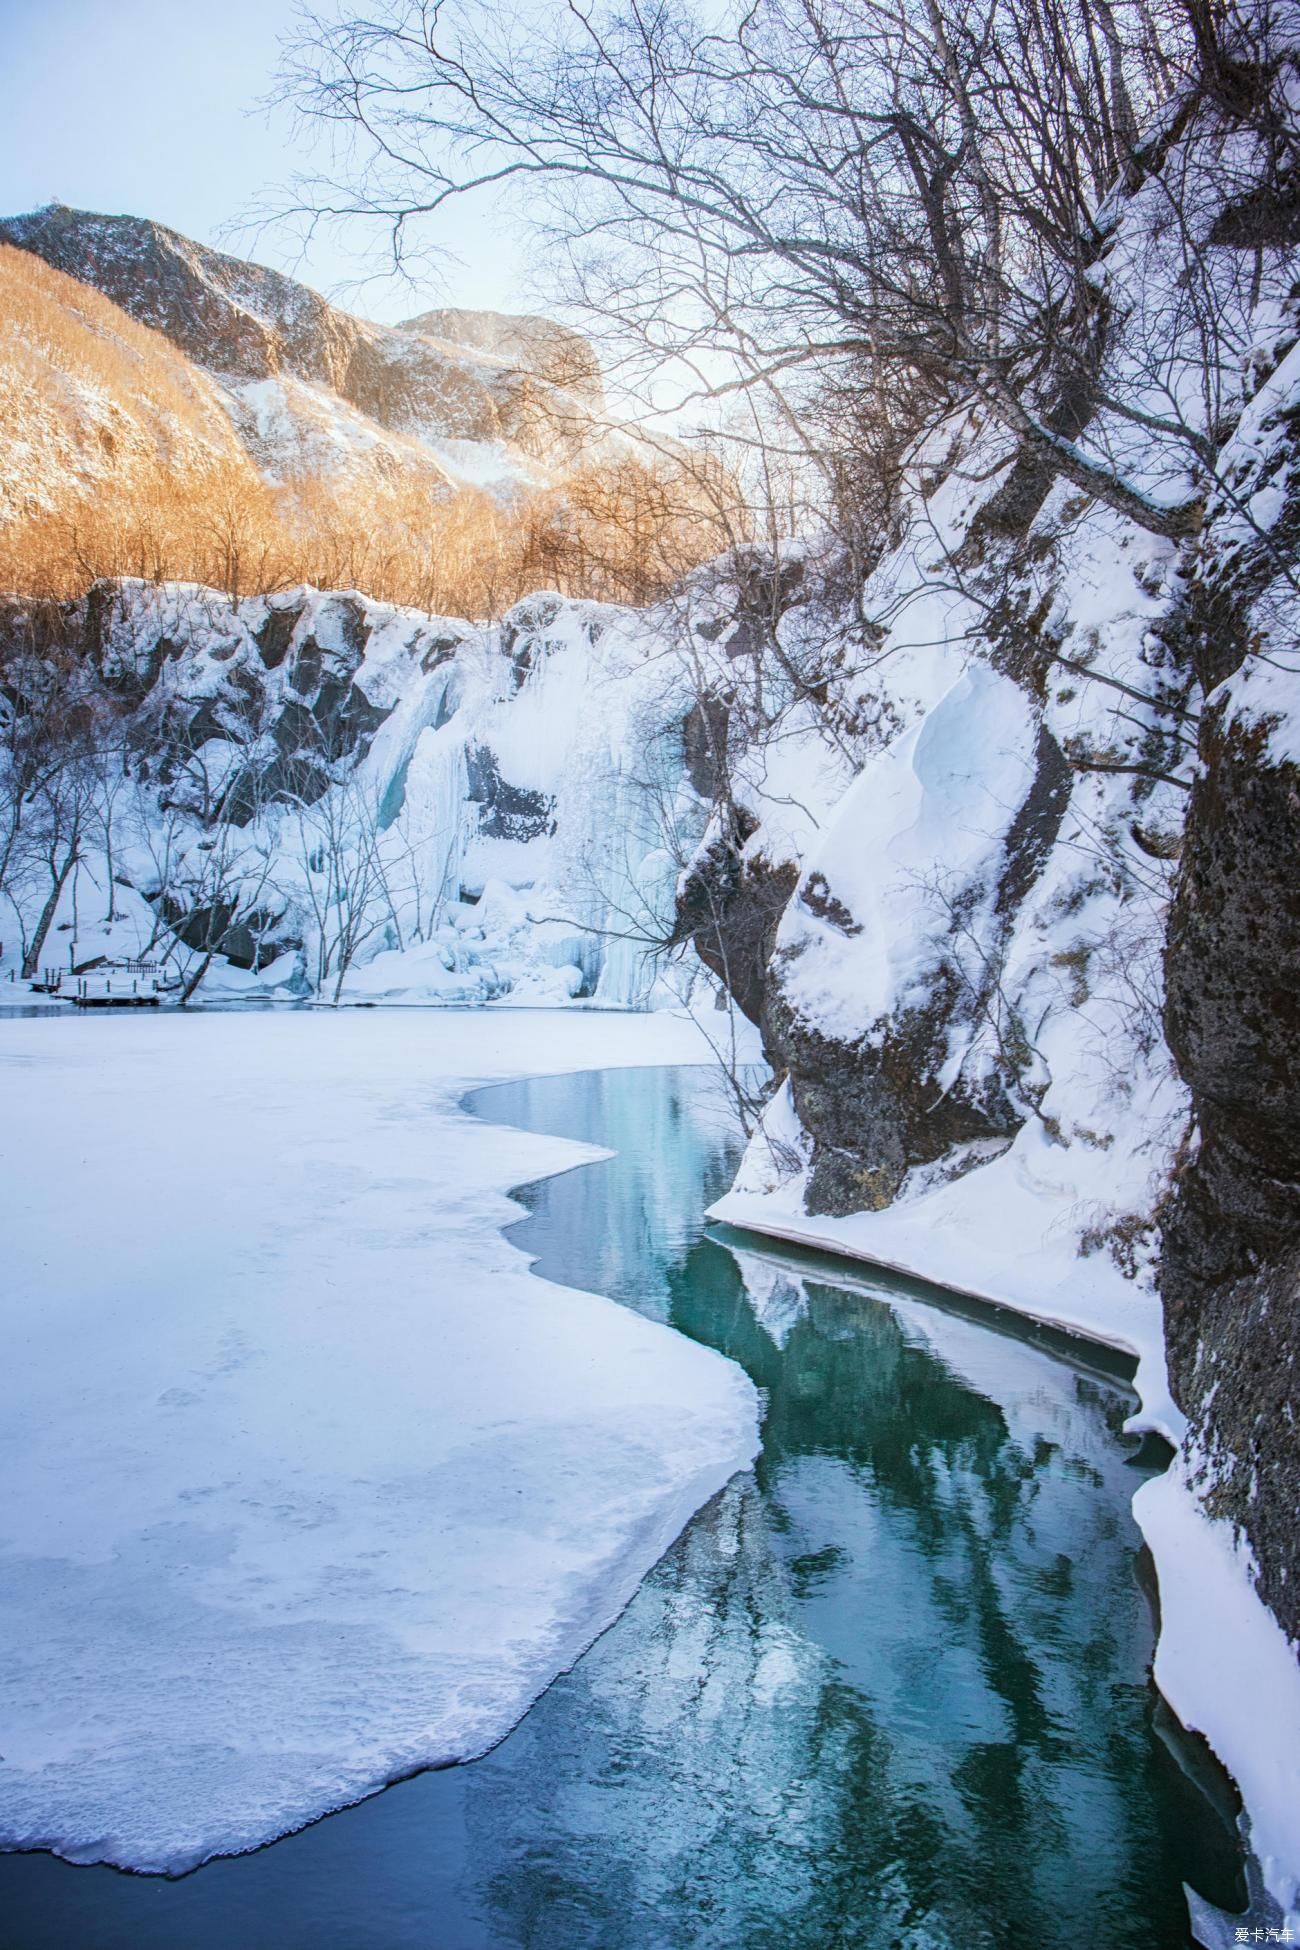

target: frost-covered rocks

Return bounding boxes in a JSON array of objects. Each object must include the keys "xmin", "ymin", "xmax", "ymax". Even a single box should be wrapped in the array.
[
  {"xmin": 766, "ymin": 665, "xmax": 1071, "ymax": 1215},
  {"xmin": 0, "ymin": 579, "xmax": 708, "ymax": 1008}
]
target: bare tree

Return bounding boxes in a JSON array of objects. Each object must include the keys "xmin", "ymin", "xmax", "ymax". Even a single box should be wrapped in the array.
[
  {"xmin": 278, "ymin": 0, "xmax": 1247, "ymax": 542},
  {"xmin": 14, "ymin": 748, "xmax": 100, "ymax": 979},
  {"xmin": 173, "ymin": 827, "xmax": 281, "ymax": 1005},
  {"xmin": 291, "ymin": 774, "xmax": 393, "ymax": 1002}
]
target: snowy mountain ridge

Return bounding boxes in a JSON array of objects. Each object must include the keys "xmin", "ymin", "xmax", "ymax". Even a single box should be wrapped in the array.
[{"xmin": 0, "ymin": 204, "xmax": 623, "ymax": 499}]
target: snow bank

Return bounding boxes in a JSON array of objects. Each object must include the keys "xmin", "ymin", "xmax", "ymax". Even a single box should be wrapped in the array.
[
  {"xmin": 1135, "ymin": 1459, "xmax": 1300, "ymax": 1932},
  {"xmin": 0, "ymin": 1008, "xmax": 758, "ymax": 1874},
  {"xmin": 710, "ymin": 1118, "xmax": 1181, "ymax": 1440}
]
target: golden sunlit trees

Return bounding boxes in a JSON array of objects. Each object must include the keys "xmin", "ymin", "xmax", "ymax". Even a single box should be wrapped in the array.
[{"xmin": 0, "ymin": 236, "xmax": 740, "ymax": 616}]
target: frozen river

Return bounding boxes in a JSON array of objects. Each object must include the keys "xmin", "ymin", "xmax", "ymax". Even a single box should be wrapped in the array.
[
  {"xmin": 0, "ymin": 1015, "xmax": 1246, "ymax": 1945},
  {"xmin": 0, "ymin": 1010, "xmax": 757, "ymax": 1874}
]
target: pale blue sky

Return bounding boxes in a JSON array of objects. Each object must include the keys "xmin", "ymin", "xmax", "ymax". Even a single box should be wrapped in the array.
[{"xmin": 0, "ymin": 0, "xmax": 529, "ymax": 323}]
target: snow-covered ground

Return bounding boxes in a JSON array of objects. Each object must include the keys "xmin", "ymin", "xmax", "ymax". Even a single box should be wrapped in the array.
[{"xmin": 0, "ymin": 1008, "xmax": 758, "ymax": 1875}]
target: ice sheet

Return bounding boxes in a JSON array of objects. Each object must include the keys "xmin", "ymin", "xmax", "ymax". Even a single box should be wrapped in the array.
[{"xmin": 0, "ymin": 1008, "xmax": 758, "ymax": 1874}]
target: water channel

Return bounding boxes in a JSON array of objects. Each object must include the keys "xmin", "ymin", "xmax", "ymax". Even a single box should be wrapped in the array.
[{"xmin": 0, "ymin": 1061, "xmax": 1244, "ymax": 1948}]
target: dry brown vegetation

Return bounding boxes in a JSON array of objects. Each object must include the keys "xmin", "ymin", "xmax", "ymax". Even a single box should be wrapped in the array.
[
  {"xmin": 0, "ymin": 243, "xmax": 256, "ymax": 515},
  {"xmin": 0, "ymin": 241, "xmax": 740, "ymax": 617}
]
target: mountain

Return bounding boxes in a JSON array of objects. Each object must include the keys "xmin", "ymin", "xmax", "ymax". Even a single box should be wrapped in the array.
[
  {"xmin": 0, "ymin": 204, "xmax": 618, "ymax": 497},
  {"xmin": 0, "ymin": 241, "xmax": 261, "ymax": 529},
  {"xmin": 398, "ymin": 306, "xmax": 605, "ymax": 402},
  {"xmin": 0, "ymin": 206, "xmax": 701, "ymax": 613},
  {"xmin": 0, "ymin": 238, "xmax": 285, "ymax": 601}
]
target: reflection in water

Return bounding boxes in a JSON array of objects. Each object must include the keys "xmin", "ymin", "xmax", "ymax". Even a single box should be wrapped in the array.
[
  {"xmin": 463, "ymin": 1070, "xmax": 1243, "ymax": 1950},
  {"xmin": 0, "ymin": 1065, "xmax": 1242, "ymax": 1950}
]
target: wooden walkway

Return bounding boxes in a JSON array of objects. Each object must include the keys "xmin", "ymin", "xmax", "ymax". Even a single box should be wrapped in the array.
[{"xmin": 39, "ymin": 960, "xmax": 166, "ymax": 1007}]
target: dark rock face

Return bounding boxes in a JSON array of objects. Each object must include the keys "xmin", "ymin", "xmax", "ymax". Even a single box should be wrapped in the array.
[
  {"xmin": 996, "ymin": 727, "xmax": 1074, "ymax": 915},
  {"xmin": 466, "ymin": 745, "xmax": 556, "ymax": 841},
  {"xmin": 681, "ymin": 695, "xmax": 731, "ymax": 799},
  {"xmin": 0, "ymin": 582, "xmax": 395, "ymax": 829},
  {"xmin": 501, "ymin": 593, "xmax": 569, "ymax": 689},
  {"xmin": 673, "ymin": 813, "xmax": 798, "ymax": 1039},
  {"xmin": 221, "ymin": 752, "xmax": 333, "ymax": 827},
  {"xmin": 768, "ymin": 717, "xmax": 1071, "ymax": 1217},
  {"xmin": 218, "ymin": 608, "xmax": 389, "ymax": 823},
  {"xmin": 254, "ymin": 603, "xmax": 303, "ymax": 670},
  {"xmin": 1152, "ymin": 336, "xmax": 1300, "ymax": 1651},
  {"xmin": 674, "ymin": 671, "xmax": 1073, "ymax": 1214},
  {"xmin": 154, "ymin": 893, "xmax": 296, "ymax": 971},
  {"xmin": 1161, "ymin": 701, "xmax": 1300, "ymax": 1644},
  {"xmin": 773, "ymin": 976, "xmax": 1023, "ymax": 1216}
]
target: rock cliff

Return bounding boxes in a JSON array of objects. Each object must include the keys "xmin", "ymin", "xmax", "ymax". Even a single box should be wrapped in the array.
[
  {"xmin": 0, "ymin": 204, "xmax": 618, "ymax": 494},
  {"xmin": 0, "ymin": 575, "xmax": 696, "ymax": 1008},
  {"xmin": 669, "ymin": 22, "xmax": 1300, "ymax": 1761}
]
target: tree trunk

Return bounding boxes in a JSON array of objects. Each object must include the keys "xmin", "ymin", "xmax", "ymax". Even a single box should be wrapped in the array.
[
  {"xmin": 104, "ymin": 823, "xmax": 118, "ymax": 923},
  {"xmin": 180, "ymin": 953, "xmax": 212, "ymax": 1006},
  {"xmin": 981, "ymin": 377, "xmax": 1203, "ymax": 541},
  {"xmin": 22, "ymin": 845, "xmax": 78, "ymax": 979},
  {"xmin": 0, "ymin": 801, "xmax": 23, "ymax": 896}
]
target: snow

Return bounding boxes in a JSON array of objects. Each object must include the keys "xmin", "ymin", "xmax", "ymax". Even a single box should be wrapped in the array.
[
  {"xmin": 710, "ymin": 503, "xmax": 1188, "ymax": 1441},
  {"xmin": 1134, "ymin": 1458, "xmax": 1300, "ymax": 1933},
  {"xmin": 711, "ymin": 1105, "xmax": 1182, "ymax": 1442},
  {"xmin": 0, "ymin": 1007, "xmax": 758, "ymax": 1875},
  {"xmin": 418, "ymin": 435, "xmax": 535, "ymax": 491},
  {"xmin": 1210, "ymin": 646, "xmax": 1300, "ymax": 768},
  {"xmin": 776, "ymin": 663, "xmax": 1041, "ymax": 1042},
  {"xmin": 6, "ymin": 52, "xmax": 1300, "ymax": 1911}
]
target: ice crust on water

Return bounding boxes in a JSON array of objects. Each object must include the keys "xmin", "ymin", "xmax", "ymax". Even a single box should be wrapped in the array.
[{"xmin": 0, "ymin": 1009, "xmax": 759, "ymax": 1875}]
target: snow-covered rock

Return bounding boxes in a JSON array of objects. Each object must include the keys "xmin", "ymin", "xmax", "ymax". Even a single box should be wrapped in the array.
[{"xmin": 0, "ymin": 579, "xmax": 714, "ymax": 1010}]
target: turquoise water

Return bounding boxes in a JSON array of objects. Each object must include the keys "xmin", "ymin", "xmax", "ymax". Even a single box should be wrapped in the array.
[{"xmin": 0, "ymin": 1064, "xmax": 1243, "ymax": 1948}]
